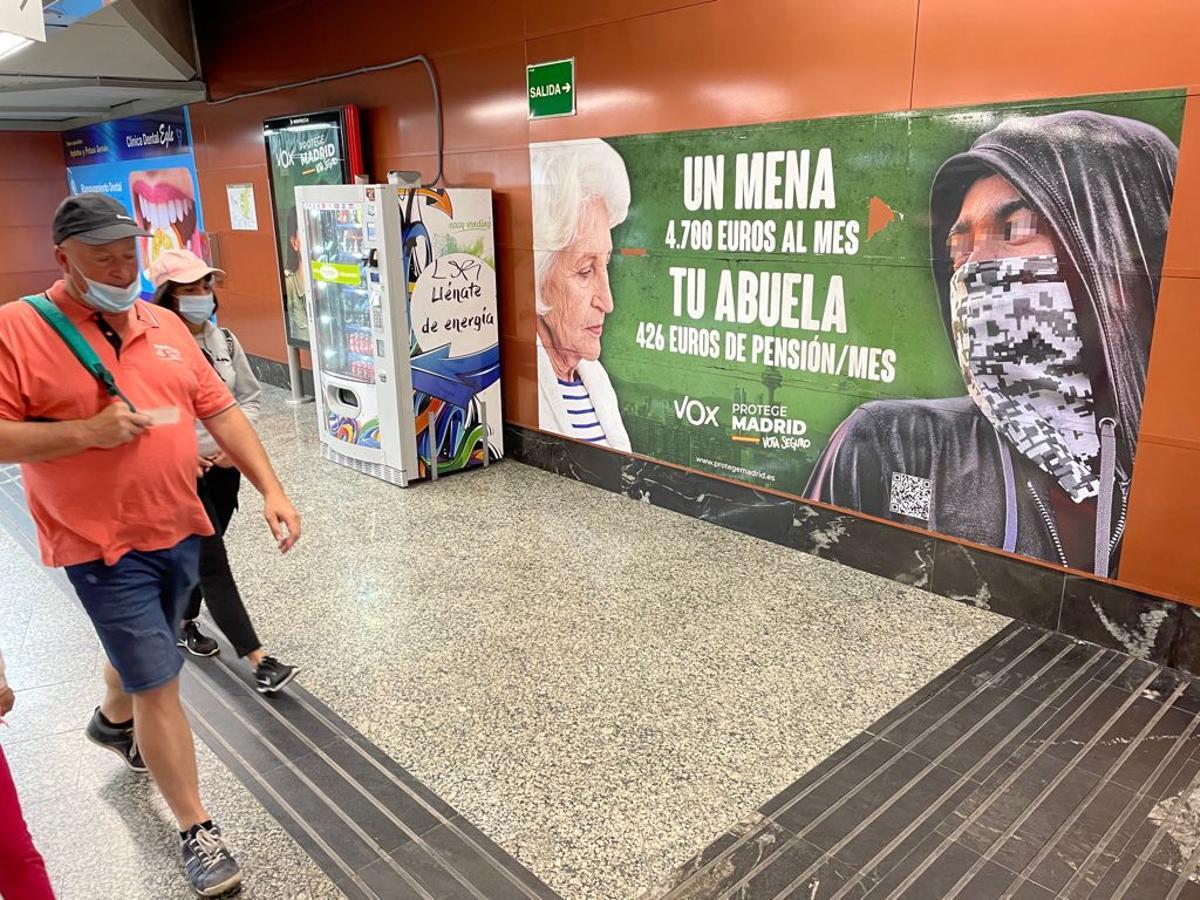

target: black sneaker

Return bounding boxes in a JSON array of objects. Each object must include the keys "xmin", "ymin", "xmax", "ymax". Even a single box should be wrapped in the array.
[
  {"xmin": 254, "ymin": 657, "xmax": 299, "ymax": 694},
  {"xmin": 178, "ymin": 621, "xmax": 220, "ymax": 658},
  {"xmin": 85, "ymin": 707, "xmax": 148, "ymax": 773},
  {"xmin": 180, "ymin": 822, "xmax": 242, "ymax": 897}
]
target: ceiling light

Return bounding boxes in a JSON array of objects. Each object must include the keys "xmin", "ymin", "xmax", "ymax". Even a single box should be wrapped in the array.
[{"xmin": 0, "ymin": 31, "xmax": 33, "ymax": 62}]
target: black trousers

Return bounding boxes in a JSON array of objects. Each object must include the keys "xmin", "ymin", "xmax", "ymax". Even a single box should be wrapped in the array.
[{"xmin": 185, "ymin": 466, "xmax": 262, "ymax": 658}]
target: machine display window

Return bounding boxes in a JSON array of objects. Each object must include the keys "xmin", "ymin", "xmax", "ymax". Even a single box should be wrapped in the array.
[{"xmin": 304, "ymin": 202, "xmax": 376, "ymax": 384}]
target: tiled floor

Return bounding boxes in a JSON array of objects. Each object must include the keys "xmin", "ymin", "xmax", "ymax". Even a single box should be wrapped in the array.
[
  {"xmin": 0, "ymin": 387, "xmax": 1008, "ymax": 898},
  {"xmin": 214, "ymin": 389, "xmax": 1008, "ymax": 898},
  {"xmin": 0, "ymin": 467, "xmax": 558, "ymax": 900},
  {"xmin": 653, "ymin": 624, "xmax": 1200, "ymax": 899},
  {"xmin": 0, "ymin": 522, "xmax": 338, "ymax": 899},
  {"xmin": 6, "ymin": 387, "xmax": 1196, "ymax": 899}
]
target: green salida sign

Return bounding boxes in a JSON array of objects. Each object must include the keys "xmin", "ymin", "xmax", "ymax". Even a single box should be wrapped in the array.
[{"xmin": 527, "ymin": 58, "xmax": 575, "ymax": 120}]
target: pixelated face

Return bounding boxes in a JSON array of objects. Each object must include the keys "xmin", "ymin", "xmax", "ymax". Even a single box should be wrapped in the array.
[
  {"xmin": 947, "ymin": 174, "xmax": 1056, "ymax": 271},
  {"xmin": 539, "ymin": 197, "xmax": 614, "ymax": 362}
]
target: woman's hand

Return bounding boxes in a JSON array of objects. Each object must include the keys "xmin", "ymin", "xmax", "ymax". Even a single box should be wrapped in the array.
[
  {"xmin": 0, "ymin": 685, "xmax": 14, "ymax": 717},
  {"xmin": 196, "ymin": 455, "xmax": 215, "ymax": 479},
  {"xmin": 208, "ymin": 451, "xmax": 235, "ymax": 469}
]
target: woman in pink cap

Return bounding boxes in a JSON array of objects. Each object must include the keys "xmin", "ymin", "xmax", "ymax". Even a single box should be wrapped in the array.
[{"xmin": 148, "ymin": 248, "xmax": 299, "ymax": 694}]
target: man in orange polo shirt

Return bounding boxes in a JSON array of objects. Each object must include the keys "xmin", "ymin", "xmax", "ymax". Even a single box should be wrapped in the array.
[{"xmin": 0, "ymin": 194, "xmax": 301, "ymax": 897}]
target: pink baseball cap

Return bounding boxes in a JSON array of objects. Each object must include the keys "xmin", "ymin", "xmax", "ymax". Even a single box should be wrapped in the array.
[{"xmin": 147, "ymin": 249, "xmax": 225, "ymax": 288}]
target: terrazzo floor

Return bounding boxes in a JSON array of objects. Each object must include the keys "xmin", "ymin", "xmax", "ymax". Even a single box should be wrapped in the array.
[
  {"xmin": 0, "ymin": 524, "xmax": 340, "ymax": 899},
  {"xmin": 206, "ymin": 388, "xmax": 1010, "ymax": 899}
]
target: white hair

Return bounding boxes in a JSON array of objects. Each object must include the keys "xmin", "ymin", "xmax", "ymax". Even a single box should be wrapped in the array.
[{"xmin": 530, "ymin": 139, "xmax": 630, "ymax": 316}]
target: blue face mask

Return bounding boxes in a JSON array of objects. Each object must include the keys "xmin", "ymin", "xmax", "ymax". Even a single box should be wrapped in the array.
[
  {"xmin": 74, "ymin": 269, "xmax": 140, "ymax": 314},
  {"xmin": 177, "ymin": 293, "xmax": 216, "ymax": 324}
]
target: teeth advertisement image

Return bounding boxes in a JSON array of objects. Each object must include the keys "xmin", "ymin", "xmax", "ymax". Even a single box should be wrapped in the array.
[
  {"xmin": 62, "ymin": 108, "xmax": 207, "ymax": 297},
  {"xmin": 530, "ymin": 90, "xmax": 1184, "ymax": 579}
]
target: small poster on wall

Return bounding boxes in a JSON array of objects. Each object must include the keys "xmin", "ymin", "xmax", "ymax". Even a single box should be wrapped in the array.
[
  {"xmin": 226, "ymin": 183, "xmax": 257, "ymax": 231},
  {"xmin": 262, "ymin": 106, "xmax": 363, "ymax": 350}
]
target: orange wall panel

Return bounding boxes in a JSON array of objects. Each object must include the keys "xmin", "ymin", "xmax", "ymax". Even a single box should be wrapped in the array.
[
  {"xmin": 524, "ymin": 0, "xmax": 712, "ymax": 38},
  {"xmin": 0, "ymin": 133, "xmax": 67, "ymax": 300},
  {"xmin": 1161, "ymin": 95, "xmax": 1200, "ymax": 279},
  {"xmin": 912, "ymin": 0, "xmax": 1200, "ymax": 110},
  {"xmin": 1138, "ymin": 276, "xmax": 1200, "ymax": 452},
  {"xmin": 1119, "ymin": 440, "xmax": 1200, "ymax": 601},
  {"xmin": 527, "ymin": 0, "xmax": 918, "ymax": 142}
]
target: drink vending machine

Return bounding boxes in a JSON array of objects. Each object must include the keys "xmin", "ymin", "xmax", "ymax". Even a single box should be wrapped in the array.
[{"xmin": 294, "ymin": 184, "xmax": 502, "ymax": 485}]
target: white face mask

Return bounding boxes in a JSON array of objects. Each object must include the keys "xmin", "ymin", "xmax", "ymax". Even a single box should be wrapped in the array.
[
  {"xmin": 177, "ymin": 293, "xmax": 216, "ymax": 324},
  {"xmin": 73, "ymin": 268, "xmax": 140, "ymax": 314},
  {"xmin": 950, "ymin": 254, "xmax": 1100, "ymax": 502}
]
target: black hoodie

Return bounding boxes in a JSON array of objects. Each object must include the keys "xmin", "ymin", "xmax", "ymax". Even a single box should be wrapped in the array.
[{"xmin": 805, "ymin": 110, "xmax": 1178, "ymax": 576}]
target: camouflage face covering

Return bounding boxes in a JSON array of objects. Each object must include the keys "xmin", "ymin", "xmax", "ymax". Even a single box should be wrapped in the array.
[{"xmin": 950, "ymin": 256, "xmax": 1100, "ymax": 502}]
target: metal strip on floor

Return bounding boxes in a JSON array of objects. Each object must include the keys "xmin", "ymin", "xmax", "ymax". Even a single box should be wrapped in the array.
[
  {"xmin": 0, "ymin": 464, "xmax": 561, "ymax": 900},
  {"xmin": 654, "ymin": 622, "xmax": 1200, "ymax": 899}
]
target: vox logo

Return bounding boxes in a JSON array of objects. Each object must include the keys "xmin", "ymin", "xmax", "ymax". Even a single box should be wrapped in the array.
[{"xmin": 673, "ymin": 396, "xmax": 720, "ymax": 426}]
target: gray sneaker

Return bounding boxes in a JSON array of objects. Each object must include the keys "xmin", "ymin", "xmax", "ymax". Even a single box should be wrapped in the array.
[
  {"xmin": 85, "ymin": 707, "xmax": 148, "ymax": 773},
  {"xmin": 180, "ymin": 822, "xmax": 242, "ymax": 896}
]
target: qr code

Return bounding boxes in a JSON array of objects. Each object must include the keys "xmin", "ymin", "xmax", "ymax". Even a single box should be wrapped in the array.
[{"xmin": 889, "ymin": 473, "xmax": 932, "ymax": 521}]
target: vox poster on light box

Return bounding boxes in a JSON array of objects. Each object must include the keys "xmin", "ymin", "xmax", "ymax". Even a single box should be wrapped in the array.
[
  {"xmin": 63, "ymin": 108, "xmax": 208, "ymax": 298},
  {"xmin": 529, "ymin": 90, "xmax": 1185, "ymax": 580}
]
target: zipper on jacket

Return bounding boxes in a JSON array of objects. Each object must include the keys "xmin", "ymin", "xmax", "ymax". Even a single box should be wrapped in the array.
[
  {"xmin": 1025, "ymin": 476, "xmax": 1129, "ymax": 573},
  {"xmin": 1109, "ymin": 479, "xmax": 1130, "ymax": 553},
  {"xmin": 1026, "ymin": 480, "xmax": 1069, "ymax": 567}
]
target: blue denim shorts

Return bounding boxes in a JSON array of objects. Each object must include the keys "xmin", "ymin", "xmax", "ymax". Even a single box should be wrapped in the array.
[{"xmin": 66, "ymin": 537, "xmax": 202, "ymax": 694}]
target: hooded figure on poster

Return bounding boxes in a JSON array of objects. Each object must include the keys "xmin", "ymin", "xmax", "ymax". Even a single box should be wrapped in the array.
[{"xmin": 806, "ymin": 110, "xmax": 1178, "ymax": 578}]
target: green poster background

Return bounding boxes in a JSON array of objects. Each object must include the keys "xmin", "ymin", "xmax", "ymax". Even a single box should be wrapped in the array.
[
  {"xmin": 564, "ymin": 90, "xmax": 1185, "ymax": 493},
  {"xmin": 264, "ymin": 119, "xmax": 349, "ymax": 347}
]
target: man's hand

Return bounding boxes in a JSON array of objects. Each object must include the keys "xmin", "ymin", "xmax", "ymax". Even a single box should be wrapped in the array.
[
  {"xmin": 84, "ymin": 401, "xmax": 152, "ymax": 449},
  {"xmin": 0, "ymin": 685, "xmax": 14, "ymax": 717},
  {"xmin": 263, "ymin": 491, "xmax": 301, "ymax": 554}
]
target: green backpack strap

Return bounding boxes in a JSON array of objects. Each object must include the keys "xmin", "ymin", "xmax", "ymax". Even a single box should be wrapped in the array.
[{"xmin": 21, "ymin": 294, "xmax": 137, "ymax": 412}]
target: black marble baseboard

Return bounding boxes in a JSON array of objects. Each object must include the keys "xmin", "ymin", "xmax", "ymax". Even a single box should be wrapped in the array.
[
  {"xmin": 504, "ymin": 425, "xmax": 1198, "ymax": 676},
  {"xmin": 247, "ymin": 353, "xmax": 314, "ymax": 396}
]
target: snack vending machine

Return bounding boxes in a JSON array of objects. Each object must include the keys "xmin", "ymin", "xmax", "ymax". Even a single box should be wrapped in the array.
[{"xmin": 294, "ymin": 184, "xmax": 502, "ymax": 486}]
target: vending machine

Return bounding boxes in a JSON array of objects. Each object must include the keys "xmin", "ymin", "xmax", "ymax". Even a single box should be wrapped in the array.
[{"xmin": 294, "ymin": 184, "xmax": 502, "ymax": 486}]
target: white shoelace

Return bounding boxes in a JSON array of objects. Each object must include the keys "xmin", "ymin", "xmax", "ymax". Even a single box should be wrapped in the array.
[{"xmin": 189, "ymin": 827, "xmax": 228, "ymax": 872}]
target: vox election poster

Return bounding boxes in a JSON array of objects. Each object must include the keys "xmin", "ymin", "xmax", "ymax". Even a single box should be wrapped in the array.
[
  {"xmin": 263, "ymin": 109, "xmax": 357, "ymax": 349},
  {"xmin": 63, "ymin": 108, "xmax": 207, "ymax": 297},
  {"xmin": 530, "ymin": 90, "xmax": 1184, "ymax": 578}
]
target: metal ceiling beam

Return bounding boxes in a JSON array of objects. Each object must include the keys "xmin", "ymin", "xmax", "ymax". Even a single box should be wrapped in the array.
[
  {"xmin": 114, "ymin": 0, "xmax": 198, "ymax": 80},
  {"xmin": 0, "ymin": 76, "xmax": 206, "ymax": 95},
  {"xmin": 0, "ymin": 105, "xmax": 116, "ymax": 115},
  {"xmin": 0, "ymin": 119, "xmax": 76, "ymax": 130}
]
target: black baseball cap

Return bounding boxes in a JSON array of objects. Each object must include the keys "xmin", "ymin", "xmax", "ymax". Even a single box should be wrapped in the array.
[{"xmin": 52, "ymin": 193, "xmax": 149, "ymax": 245}]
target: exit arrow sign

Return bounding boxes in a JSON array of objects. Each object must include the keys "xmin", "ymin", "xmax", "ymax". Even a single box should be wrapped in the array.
[{"xmin": 527, "ymin": 58, "xmax": 575, "ymax": 120}]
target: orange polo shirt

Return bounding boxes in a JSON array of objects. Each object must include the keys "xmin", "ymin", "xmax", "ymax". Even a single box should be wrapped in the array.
[{"xmin": 0, "ymin": 280, "xmax": 235, "ymax": 567}]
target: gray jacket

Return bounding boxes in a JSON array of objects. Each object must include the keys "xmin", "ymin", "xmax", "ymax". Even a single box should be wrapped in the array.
[
  {"xmin": 807, "ymin": 111, "xmax": 1177, "ymax": 577},
  {"xmin": 196, "ymin": 321, "xmax": 261, "ymax": 457}
]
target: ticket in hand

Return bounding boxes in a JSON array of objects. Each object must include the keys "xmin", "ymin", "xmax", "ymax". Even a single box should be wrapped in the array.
[{"xmin": 144, "ymin": 407, "xmax": 181, "ymax": 426}]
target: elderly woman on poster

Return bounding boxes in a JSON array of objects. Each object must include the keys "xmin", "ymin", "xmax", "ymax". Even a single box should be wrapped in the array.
[{"xmin": 531, "ymin": 139, "xmax": 632, "ymax": 451}]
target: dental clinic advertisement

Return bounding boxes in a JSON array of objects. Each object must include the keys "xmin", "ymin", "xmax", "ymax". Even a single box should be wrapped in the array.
[
  {"xmin": 530, "ymin": 90, "xmax": 1184, "ymax": 577},
  {"xmin": 62, "ymin": 108, "xmax": 207, "ymax": 297}
]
